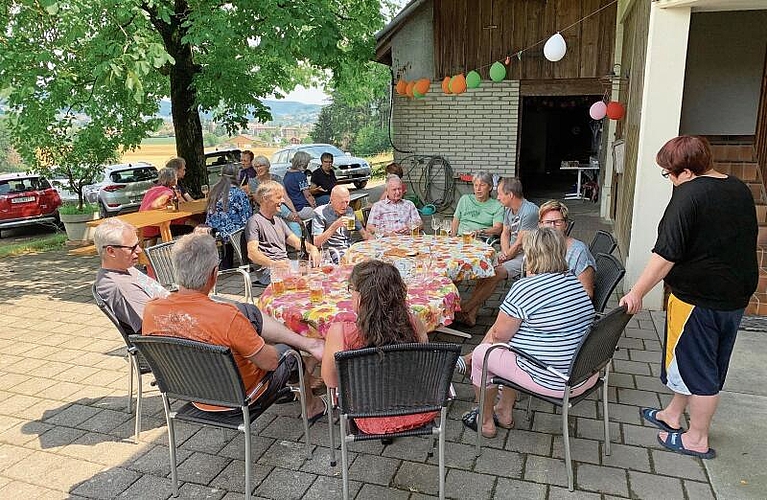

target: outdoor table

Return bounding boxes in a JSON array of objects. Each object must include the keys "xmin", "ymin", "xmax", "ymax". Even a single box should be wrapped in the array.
[
  {"xmin": 344, "ymin": 234, "xmax": 497, "ymax": 282},
  {"xmin": 257, "ymin": 264, "xmax": 460, "ymax": 338}
]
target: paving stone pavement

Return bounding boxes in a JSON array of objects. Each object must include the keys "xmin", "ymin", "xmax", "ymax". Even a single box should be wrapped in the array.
[{"xmin": 0, "ymin": 216, "xmax": 725, "ymax": 499}]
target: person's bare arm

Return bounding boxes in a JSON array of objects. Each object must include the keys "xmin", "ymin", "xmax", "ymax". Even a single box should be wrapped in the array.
[
  {"xmin": 578, "ymin": 266, "xmax": 595, "ymax": 299},
  {"xmin": 246, "ymin": 343, "xmax": 279, "ymax": 372},
  {"xmin": 312, "ymin": 217, "xmax": 345, "ymax": 248},
  {"xmin": 450, "ymin": 217, "xmax": 459, "ymax": 237},
  {"xmin": 302, "ymin": 188, "xmax": 316, "ymax": 208},
  {"xmin": 477, "ymin": 222, "xmax": 503, "ymax": 237},
  {"xmin": 321, "ymin": 324, "xmax": 345, "ymax": 388},
  {"xmin": 359, "ymin": 227, "xmax": 372, "ymax": 240},
  {"xmin": 506, "ymin": 229, "xmax": 529, "ymax": 259},
  {"xmin": 148, "ymin": 193, "xmax": 172, "ymax": 210},
  {"xmin": 481, "ymin": 311, "xmax": 523, "ymax": 344},
  {"xmin": 620, "ymin": 253, "xmax": 675, "ymax": 314},
  {"xmin": 247, "ymin": 240, "xmax": 284, "ymax": 269}
]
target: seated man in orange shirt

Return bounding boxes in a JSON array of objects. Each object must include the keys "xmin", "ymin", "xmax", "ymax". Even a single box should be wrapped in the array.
[{"xmin": 142, "ymin": 233, "xmax": 327, "ymax": 420}]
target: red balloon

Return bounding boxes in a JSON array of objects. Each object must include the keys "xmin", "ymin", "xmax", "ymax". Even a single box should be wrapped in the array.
[{"xmin": 606, "ymin": 101, "xmax": 625, "ymax": 120}]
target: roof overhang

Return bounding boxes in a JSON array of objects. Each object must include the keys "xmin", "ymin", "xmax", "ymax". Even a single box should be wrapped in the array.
[
  {"xmin": 375, "ymin": 0, "xmax": 429, "ymax": 65},
  {"xmin": 655, "ymin": 0, "xmax": 767, "ymax": 12}
]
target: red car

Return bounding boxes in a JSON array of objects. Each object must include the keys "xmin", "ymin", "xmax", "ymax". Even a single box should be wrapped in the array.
[{"xmin": 0, "ymin": 173, "xmax": 62, "ymax": 237}]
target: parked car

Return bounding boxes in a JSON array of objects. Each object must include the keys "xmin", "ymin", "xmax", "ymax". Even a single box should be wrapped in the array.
[
  {"xmin": 50, "ymin": 178, "xmax": 80, "ymax": 204},
  {"xmin": 270, "ymin": 144, "xmax": 372, "ymax": 189},
  {"xmin": 0, "ymin": 173, "xmax": 62, "ymax": 236},
  {"xmin": 89, "ymin": 162, "xmax": 159, "ymax": 217},
  {"xmin": 205, "ymin": 148, "xmax": 241, "ymax": 187}
]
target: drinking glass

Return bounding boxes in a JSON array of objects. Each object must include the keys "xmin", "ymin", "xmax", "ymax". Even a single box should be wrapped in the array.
[
  {"xmin": 410, "ymin": 221, "xmax": 420, "ymax": 237},
  {"xmin": 321, "ymin": 250, "xmax": 336, "ymax": 275},
  {"xmin": 309, "ymin": 279, "xmax": 323, "ymax": 304},
  {"xmin": 441, "ymin": 220, "xmax": 452, "ymax": 237},
  {"xmin": 431, "ymin": 216, "xmax": 442, "ymax": 235},
  {"xmin": 271, "ymin": 268, "xmax": 285, "ymax": 295},
  {"xmin": 201, "ymin": 184, "xmax": 210, "ymax": 198}
]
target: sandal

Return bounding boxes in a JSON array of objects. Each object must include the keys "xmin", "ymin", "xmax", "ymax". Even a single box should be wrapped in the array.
[
  {"xmin": 307, "ymin": 395, "xmax": 329, "ymax": 426},
  {"xmin": 461, "ymin": 408, "xmax": 496, "ymax": 438}
]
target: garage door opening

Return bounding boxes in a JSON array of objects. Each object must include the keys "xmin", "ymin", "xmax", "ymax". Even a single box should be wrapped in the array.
[{"xmin": 517, "ymin": 95, "xmax": 602, "ymax": 199}]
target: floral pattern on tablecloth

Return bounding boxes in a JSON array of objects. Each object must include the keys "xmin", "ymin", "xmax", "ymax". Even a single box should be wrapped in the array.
[
  {"xmin": 344, "ymin": 235, "xmax": 497, "ymax": 282},
  {"xmin": 257, "ymin": 265, "xmax": 460, "ymax": 338}
]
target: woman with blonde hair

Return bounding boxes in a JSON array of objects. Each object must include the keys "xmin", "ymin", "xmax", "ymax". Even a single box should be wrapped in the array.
[{"xmin": 462, "ymin": 228, "xmax": 595, "ymax": 438}]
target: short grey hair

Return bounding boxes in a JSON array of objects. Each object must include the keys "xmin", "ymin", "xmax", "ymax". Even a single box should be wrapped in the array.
[
  {"xmin": 473, "ymin": 171, "xmax": 493, "ymax": 186},
  {"xmin": 172, "ymin": 234, "xmax": 219, "ymax": 291},
  {"xmin": 254, "ymin": 155, "xmax": 270, "ymax": 168},
  {"xmin": 498, "ymin": 177, "xmax": 523, "ymax": 197},
  {"xmin": 290, "ymin": 151, "xmax": 311, "ymax": 171},
  {"xmin": 94, "ymin": 218, "xmax": 136, "ymax": 256},
  {"xmin": 385, "ymin": 174, "xmax": 403, "ymax": 187},
  {"xmin": 157, "ymin": 167, "xmax": 177, "ymax": 187},
  {"xmin": 254, "ymin": 180, "xmax": 283, "ymax": 205}
]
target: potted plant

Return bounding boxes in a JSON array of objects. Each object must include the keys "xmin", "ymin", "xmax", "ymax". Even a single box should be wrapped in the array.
[{"xmin": 58, "ymin": 202, "xmax": 100, "ymax": 242}]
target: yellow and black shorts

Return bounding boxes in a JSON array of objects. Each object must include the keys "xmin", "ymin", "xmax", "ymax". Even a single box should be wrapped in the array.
[{"xmin": 662, "ymin": 293, "xmax": 743, "ymax": 396}]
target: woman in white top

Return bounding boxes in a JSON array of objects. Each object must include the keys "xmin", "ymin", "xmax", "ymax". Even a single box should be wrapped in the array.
[{"xmin": 462, "ymin": 228, "xmax": 596, "ymax": 438}]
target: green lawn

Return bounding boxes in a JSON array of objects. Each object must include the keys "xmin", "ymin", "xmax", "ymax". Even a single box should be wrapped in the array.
[{"xmin": 0, "ymin": 233, "xmax": 67, "ymax": 258}]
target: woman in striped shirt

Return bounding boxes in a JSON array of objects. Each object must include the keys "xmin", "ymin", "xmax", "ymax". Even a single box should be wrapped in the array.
[{"xmin": 462, "ymin": 228, "xmax": 596, "ymax": 438}]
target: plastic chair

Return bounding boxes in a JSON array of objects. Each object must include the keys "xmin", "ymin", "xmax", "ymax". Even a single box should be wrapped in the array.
[
  {"xmin": 145, "ymin": 239, "xmax": 253, "ymax": 303},
  {"xmin": 593, "ymin": 253, "xmax": 626, "ymax": 314},
  {"xmin": 475, "ymin": 306, "xmax": 633, "ymax": 491},
  {"xmin": 143, "ymin": 241, "xmax": 177, "ymax": 291},
  {"xmin": 589, "ymin": 230, "xmax": 617, "ymax": 256},
  {"xmin": 91, "ymin": 284, "xmax": 151, "ymax": 442},
  {"xmin": 328, "ymin": 343, "xmax": 461, "ymax": 500},
  {"xmin": 130, "ymin": 335, "xmax": 311, "ymax": 500}
]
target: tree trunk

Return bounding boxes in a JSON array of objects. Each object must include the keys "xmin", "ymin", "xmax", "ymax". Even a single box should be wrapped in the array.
[
  {"xmin": 150, "ymin": 1, "xmax": 205, "ymax": 197},
  {"xmin": 169, "ymin": 52, "xmax": 205, "ymax": 196}
]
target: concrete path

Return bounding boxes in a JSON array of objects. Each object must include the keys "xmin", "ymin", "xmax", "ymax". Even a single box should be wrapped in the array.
[{"xmin": 0, "ymin": 215, "xmax": 761, "ymax": 498}]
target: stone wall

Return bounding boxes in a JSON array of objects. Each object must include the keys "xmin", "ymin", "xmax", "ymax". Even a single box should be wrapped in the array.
[{"xmin": 392, "ymin": 81, "xmax": 521, "ymax": 178}]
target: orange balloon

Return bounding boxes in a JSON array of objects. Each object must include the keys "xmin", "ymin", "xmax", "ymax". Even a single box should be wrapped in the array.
[
  {"xmin": 414, "ymin": 78, "xmax": 430, "ymax": 96},
  {"xmin": 450, "ymin": 74, "xmax": 467, "ymax": 94},
  {"xmin": 395, "ymin": 79, "xmax": 407, "ymax": 95},
  {"xmin": 405, "ymin": 81, "xmax": 415, "ymax": 98},
  {"xmin": 441, "ymin": 76, "xmax": 452, "ymax": 94}
]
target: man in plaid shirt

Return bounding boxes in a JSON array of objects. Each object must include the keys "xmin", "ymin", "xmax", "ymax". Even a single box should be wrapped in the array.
[{"xmin": 367, "ymin": 175, "xmax": 422, "ymax": 236}]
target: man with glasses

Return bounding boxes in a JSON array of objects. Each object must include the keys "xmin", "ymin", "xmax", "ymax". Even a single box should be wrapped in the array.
[
  {"xmin": 456, "ymin": 177, "xmax": 538, "ymax": 327},
  {"xmin": 93, "ymin": 218, "xmax": 325, "ymax": 361},
  {"xmin": 310, "ymin": 152, "xmax": 337, "ymax": 206}
]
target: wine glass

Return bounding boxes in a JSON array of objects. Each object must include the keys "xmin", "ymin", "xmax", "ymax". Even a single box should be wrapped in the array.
[
  {"xmin": 430, "ymin": 215, "xmax": 441, "ymax": 235},
  {"xmin": 441, "ymin": 219, "xmax": 452, "ymax": 237},
  {"xmin": 201, "ymin": 184, "xmax": 210, "ymax": 198}
]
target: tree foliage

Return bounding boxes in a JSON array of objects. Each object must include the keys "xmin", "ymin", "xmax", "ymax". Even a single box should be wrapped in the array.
[
  {"xmin": 310, "ymin": 61, "xmax": 392, "ymax": 156},
  {"xmin": 0, "ymin": 0, "xmax": 385, "ymax": 195}
]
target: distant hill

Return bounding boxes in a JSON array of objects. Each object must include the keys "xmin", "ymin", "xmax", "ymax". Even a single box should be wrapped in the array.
[{"xmin": 157, "ymin": 99, "xmax": 322, "ymax": 124}]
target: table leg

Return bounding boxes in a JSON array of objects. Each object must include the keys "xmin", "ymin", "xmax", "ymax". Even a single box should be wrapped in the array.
[{"xmin": 159, "ymin": 222, "xmax": 173, "ymax": 243}]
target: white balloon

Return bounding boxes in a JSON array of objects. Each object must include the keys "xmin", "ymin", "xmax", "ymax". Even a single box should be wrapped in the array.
[{"xmin": 544, "ymin": 33, "xmax": 567, "ymax": 62}]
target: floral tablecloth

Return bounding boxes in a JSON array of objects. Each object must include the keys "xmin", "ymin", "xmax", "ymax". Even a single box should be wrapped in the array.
[
  {"xmin": 344, "ymin": 235, "xmax": 497, "ymax": 282},
  {"xmin": 257, "ymin": 265, "xmax": 460, "ymax": 338}
]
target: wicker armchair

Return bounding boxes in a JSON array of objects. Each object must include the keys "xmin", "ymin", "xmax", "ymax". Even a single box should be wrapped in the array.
[
  {"xmin": 589, "ymin": 230, "xmax": 617, "ymax": 256},
  {"xmin": 475, "ymin": 306, "xmax": 633, "ymax": 491},
  {"xmin": 91, "ymin": 284, "xmax": 151, "ymax": 442},
  {"xmin": 129, "ymin": 335, "xmax": 310, "ymax": 500},
  {"xmin": 593, "ymin": 253, "xmax": 626, "ymax": 314},
  {"xmin": 327, "ymin": 342, "xmax": 461, "ymax": 500}
]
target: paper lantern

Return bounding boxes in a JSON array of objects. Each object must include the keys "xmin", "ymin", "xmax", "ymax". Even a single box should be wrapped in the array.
[
  {"xmin": 449, "ymin": 74, "xmax": 467, "ymax": 94},
  {"xmin": 543, "ymin": 33, "xmax": 567, "ymax": 62},
  {"xmin": 489, "ymin": 61, "xmax": 506, "ymax": 82},
  {"xmin": 441, "ymin": 76, "xmax": 452, "ymax": 94},
  {"xmin": 405, "ymin": 81, "xmax": 415, "ymax": 98},
  {"xmin": 606, "ymin": 101, "xmax": 626, "ymax": 120},
  {"xmin": 589, "ymin": 101, "xmax": 607, "ymax": 120},
  {"xmin": 413, "ymin": 78, "xmax": 430, "ymax": 97},
  {"xmin": 466, "ymin": 70, "xmax": 481, "ymax": 89},
  {"xmin": 395, "ymin": 79, "xmax": 406, "ymax": 95}
]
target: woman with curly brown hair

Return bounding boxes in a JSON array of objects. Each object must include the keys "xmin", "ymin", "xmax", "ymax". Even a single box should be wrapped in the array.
[{"xmin": 321, "ymin": 260, "xmax": 435, "ymax": 434}]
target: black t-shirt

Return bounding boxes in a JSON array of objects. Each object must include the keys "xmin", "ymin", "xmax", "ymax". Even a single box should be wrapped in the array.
[
  {"xmin": 311, "ymin": 168, "xmax": 337, "ymax": 193},
  {"xmin": 653, "ymin": 175, "xmax": 758, "ymax": 310}
]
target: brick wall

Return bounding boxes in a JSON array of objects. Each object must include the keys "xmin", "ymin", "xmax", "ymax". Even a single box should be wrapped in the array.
[{"xmin": 392, "ymin": 81, "xmax": 521, "ymax": 179}]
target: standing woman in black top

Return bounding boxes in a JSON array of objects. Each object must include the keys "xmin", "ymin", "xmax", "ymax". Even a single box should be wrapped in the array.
[{"xmin": 620, "ymin": 135, "xmax": 757, "ymax": 460}]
